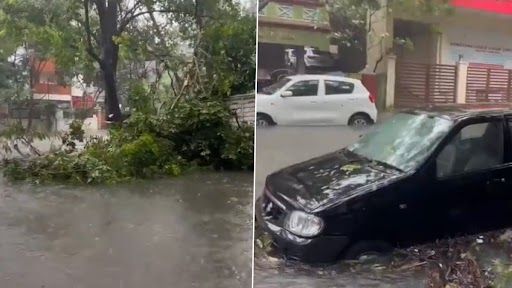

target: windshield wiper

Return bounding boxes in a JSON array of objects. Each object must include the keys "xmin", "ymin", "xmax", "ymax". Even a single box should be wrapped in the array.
[
  {"xmin": 347, "ymin": 150, "xmax": 404, "ymax": 173},
  {"xmin": 369, "ymin": 159, "xmax": 404, "ymax": 173}
]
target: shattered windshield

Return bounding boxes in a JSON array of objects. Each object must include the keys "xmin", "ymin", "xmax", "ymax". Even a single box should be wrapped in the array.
[
  {"xmin": 261, "ymin": 77, "xmax": 291, "ymax": 95},
  {"xmin": 348, "ymin": 113, "xmax": 453, "ymax": 172}
]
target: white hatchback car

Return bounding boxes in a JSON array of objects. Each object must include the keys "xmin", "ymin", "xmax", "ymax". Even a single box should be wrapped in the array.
[{"xmin": 257, "ymin": 75, "xmax": 378, "ymax": 127}]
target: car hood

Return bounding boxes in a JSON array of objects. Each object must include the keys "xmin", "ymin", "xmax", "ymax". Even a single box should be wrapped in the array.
[{"xmin": 266, "ymin": 149, "xmax": 405, "ymax": 213}]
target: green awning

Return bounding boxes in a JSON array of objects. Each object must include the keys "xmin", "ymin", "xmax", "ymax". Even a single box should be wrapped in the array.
[{"xmin": 258, "ymin": 25, "xmax": 331, "ymax": 51}]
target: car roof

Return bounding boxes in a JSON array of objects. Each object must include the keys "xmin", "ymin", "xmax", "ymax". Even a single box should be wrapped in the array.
[
  {"xmin": 401, "ymin": 104, "xmax": 512, "ymax": 121},
  {"xmin": 286, "ymin": 74, "xmax": 360, "ymax": 83}
]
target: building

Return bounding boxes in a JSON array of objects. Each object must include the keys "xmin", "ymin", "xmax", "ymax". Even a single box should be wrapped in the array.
[
  {"xmin": 368, "ymin": 0, "xmax": 512, "ymax": 109},
  {"xmin": 32, "ymin": 59, "xmax": 103, "ymax": 110},
  {"xmin": 20, "ymin": 58, "xmax": 105, "ymax": 131},
  {"xmin": 257, "ymin": 0, "xmax": 335, "ymax": 87}
]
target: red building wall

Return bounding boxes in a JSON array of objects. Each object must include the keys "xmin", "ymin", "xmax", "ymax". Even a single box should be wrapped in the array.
[{"xmin": 31, "ymin": 59, "xmax": 72, "ymax": 96}]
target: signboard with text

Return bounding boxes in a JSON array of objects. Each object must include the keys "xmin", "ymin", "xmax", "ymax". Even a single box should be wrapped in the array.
[{"xmin": 446, "ymin": 26, "xmax": 512, "ymax": 68}]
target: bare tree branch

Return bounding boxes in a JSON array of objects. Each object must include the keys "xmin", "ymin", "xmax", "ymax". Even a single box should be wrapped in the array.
[
  {"xmin": 118, "ymin": 9, "xmax": 192, "ymax": 34},
  {"xmin": 83, "ymin": 0, "xmax": 103, "ymax": 66}
]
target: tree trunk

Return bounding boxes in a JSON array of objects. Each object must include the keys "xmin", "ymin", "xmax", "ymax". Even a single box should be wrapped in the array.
[
  {"xmin": 102, "ymin": 63, "xmax": 122, "ymax": 122},
  {"xmin": 295, "ymin": 47, "xmax": 306, "ymax": 74},
  {"xmin": 95, "ymin": 0, "xmax": 122, "ymax": 122}
]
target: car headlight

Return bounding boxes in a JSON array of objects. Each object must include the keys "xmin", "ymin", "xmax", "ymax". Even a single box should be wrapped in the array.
[{"xmin": 284, "ymin": 210, "xmax": 324, "ymax": 237}]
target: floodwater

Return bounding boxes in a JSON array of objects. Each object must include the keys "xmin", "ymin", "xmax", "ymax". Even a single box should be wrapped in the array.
[
  {"xmin": 254, "ymin": 256, "xmax": 428, "ymax": 288},
  {"xmin": 0, "ymin": 172, "xmax": 253, "ymax": 288}
]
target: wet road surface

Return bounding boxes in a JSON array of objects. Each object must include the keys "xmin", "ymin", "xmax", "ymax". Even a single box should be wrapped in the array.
[
  {"xmin": 254, "ymin": 258, "xmax": 427, "ymax": 288},
  {"xmin": 0, "ymin": 172, "xmax": 253, "ymax": 288}
]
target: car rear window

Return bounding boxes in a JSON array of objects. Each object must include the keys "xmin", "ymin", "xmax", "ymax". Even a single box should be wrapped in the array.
[
  {"xmin": 325, "ymin": 80, "xmax": 354, "ymax": 95},
  {"xmin": 287, "ymin": 80, "xmax": 319, "ymax": 97}
]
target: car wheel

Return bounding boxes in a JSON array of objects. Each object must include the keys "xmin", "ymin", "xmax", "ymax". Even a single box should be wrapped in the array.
[
  {"xmin": 257, "ymin": 114, "xmax": 274, "ymax": 127},
  {"xmin": 348, "ymin": 114, "xmax": 372, "ymax": 128},
  {"xmin": 343, "ymin": 240, "xmax": 392, "ymax": 261}
]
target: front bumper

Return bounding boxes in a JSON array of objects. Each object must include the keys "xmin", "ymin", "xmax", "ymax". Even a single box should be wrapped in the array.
[{"xmin": 256, "ymin": 197, "xmax": 349, "ymax": 263}]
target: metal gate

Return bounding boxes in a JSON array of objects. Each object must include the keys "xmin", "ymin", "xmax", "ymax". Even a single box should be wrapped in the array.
[
  {"xmin": 466, "ymin": 66, "xmax": 512, "ymax": 103},
  {"xmin": 395, "ymin": 62, "xmax": 457, "ymax": 107}
]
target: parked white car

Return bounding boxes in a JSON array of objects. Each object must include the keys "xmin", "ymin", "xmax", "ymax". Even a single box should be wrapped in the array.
[
  {"xmin": 257, "ymin": 75, "xmax": 378, "ymax": 127},
  {"xmin": 285, "ymin": 47, "xmax": 335, "ymax": 69}
]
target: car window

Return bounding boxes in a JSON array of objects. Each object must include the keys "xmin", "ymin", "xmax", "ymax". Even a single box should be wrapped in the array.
[
  {"xmin": 286, "ymin": 80, "xmax": 319, "ymax": 97},
  {"xmin": 459, "ymin": 122, "xmax": 488, "ymax": 140},
  {"xmin": 436, "ymin": 121, "xmax": 504, "ymax": 178},
  {"xmin": 261, "ymin": 77, "xmax": 291, "ymax": 95},
  {"xmin": 325, "ymin": 80, "xmax": 354, "ymax": 95}
]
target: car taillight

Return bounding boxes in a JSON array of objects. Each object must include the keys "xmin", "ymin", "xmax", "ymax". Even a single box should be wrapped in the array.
[{"xmin": 369, "ymin": 94, "xmax": 376, "ymax": 103}]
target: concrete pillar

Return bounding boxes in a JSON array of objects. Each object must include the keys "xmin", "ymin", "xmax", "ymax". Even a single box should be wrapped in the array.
[
  {"xmin": 55, "ymin": 108, "xmax": 65, "ymax": 131},
  {"xmin": 365, "ymin": 1, "xmax": 393, "ymax": 74},
  {"xmin": 295, "ymin": 47, "xmax": 306, "ymax": 74},
  {"xmin": 385, "ymin": 54, "xmax": 397, "ymax": 109},
  {"xmin": 456, "ymin": 61, "xmax": 468, "ymax": 104}
]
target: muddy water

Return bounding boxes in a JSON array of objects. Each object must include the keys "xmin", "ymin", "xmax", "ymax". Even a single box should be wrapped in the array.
[
  {"xmin": 0, "ymin": 172, "xmax": 253, "ymax": 288},
  {"xmin": 254, "ymin": 258, "xmax": 428, "ymax": 288}
]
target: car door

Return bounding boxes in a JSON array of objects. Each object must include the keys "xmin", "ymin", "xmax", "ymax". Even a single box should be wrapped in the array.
[
  {"xmin": 277, "ymin": 79, "xmax": 324, "ymax": 125},
  {"xmin": 322, "ymin": 79, "xmax": 355, "ymax": 124},
  {"xmin": 432, "ymin": 118, "xmax": 508, "ymax": 236},
  {"xmin": 489, "ymin": 117, "xmax": 512, "ymax": 229}
]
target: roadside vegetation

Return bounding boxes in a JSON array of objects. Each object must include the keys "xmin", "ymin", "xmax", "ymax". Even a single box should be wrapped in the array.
[{"xmin": 0, "ymin": 0, "xmax": 255, "ymax": 184}]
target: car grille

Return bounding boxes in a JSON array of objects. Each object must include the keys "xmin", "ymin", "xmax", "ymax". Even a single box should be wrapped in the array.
[{"xmin": 261, "ymin": 193, "xmax": 286, "ymax": 225}]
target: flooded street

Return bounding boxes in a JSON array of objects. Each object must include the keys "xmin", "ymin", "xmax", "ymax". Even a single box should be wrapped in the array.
[
  {"xmin": 254, "ymin": 125, "xmax": 512, "ymax": 287},
  {"xmin": 254, "ymin": 258, "xmax": 427, "ymax": 288},
  {"xmin": 0, "ymin": 172, "xmax": 253, "ymax": 288}
]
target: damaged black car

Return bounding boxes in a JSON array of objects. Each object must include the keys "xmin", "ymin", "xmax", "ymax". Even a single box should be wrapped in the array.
[{"xmin": 256, "ymin": 108, "xmax": 512, "ymax": 263}]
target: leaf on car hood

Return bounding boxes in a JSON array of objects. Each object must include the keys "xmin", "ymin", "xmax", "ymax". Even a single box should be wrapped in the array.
[{"xmin": 340, "ymin": 163, "xmax": 361, "ymax": 174}]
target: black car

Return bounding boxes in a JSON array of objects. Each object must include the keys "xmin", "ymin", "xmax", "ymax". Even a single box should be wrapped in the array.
[{"xmin": 256, "ymin": 107, "xmax": 512, "ymax": 263}]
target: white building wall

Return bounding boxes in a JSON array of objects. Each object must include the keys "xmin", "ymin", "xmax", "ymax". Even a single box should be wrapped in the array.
[
  {"xmin": 439, "ymin": 10, "xmax": 512, "ymax": 67},
  {"xmin": 33, "ymin": 93, "xmax": 71, "ymax": 102}
]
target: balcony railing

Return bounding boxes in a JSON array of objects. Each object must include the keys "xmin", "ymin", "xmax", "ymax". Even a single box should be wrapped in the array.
[{"xmin": 32, "ymin": 83, "xmax": 71, "ymax": 95}]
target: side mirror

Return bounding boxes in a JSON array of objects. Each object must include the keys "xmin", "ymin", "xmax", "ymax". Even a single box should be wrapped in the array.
[{"xmin": 281, "ymin": 91, "xmax": 293, "ymax": 97}]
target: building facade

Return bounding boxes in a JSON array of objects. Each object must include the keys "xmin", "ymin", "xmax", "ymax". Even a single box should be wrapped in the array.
[
  {"xmin": 257, "ymin": 0, "xmax": 335, "ymax": 87},
  {"xmin": 369, "ymin": 0, "xmax": 512, "ymax": 109}
]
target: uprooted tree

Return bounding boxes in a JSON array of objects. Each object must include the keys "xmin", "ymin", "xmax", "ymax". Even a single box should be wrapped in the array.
[
  {"xmin": 0, "ymin": 0, "xmax": 256, "ymax": 182},
  {"xmin": 0, "ymin": 0, "xmax": 254, "ymax": 122}
]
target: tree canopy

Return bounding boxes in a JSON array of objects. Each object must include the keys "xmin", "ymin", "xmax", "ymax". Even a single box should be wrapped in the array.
[{"xmin": 0, "ymin": 0, "xmax": 256, "ymax": 121}]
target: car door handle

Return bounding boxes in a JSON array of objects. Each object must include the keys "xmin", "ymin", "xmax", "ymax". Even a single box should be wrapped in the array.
[{"xmin": 310, "ymin": 101, "xmax": 318, "ymax": 104}]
